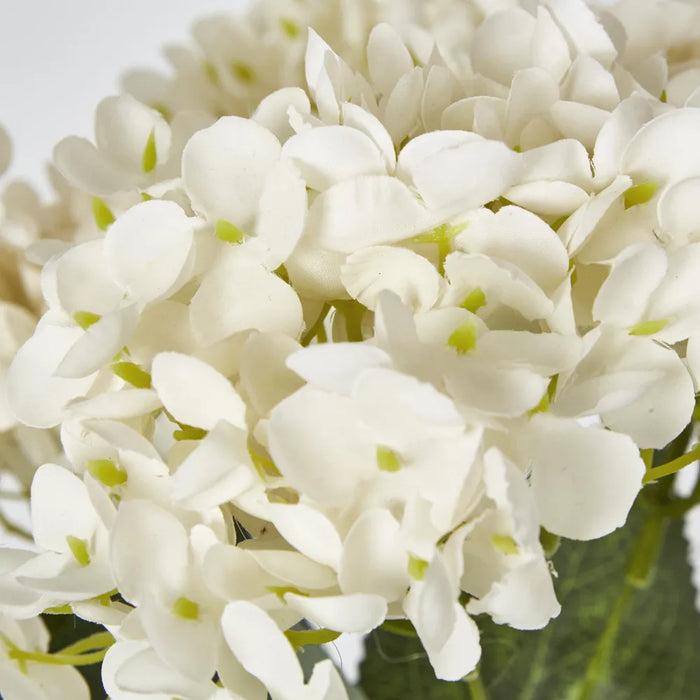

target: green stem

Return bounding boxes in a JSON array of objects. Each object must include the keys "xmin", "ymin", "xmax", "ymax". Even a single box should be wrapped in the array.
[
  {"xmin": 300, "ymin": 303, "xmax": 331, "ymax": 347},
  {"xmin": 59, "ymin": 631, "xmax": 115, "ymax": 656},
  {"xmin": 9, "ymin": 647, "xmax": 112, "ymax": 666},
  {"xmin": 575, "ymin": 584, "xmax": 633, "ymax": 700},
  {"xmin": 0, "ymin": 490, "xmax": 29, "ymax": 501},
  {"xmin": 465, "ymin": 671, "xmax": 489, "ymax": 700},
  {"xmin": 643, "ymin": 443, "xmax": 700, "ymax": 484}
]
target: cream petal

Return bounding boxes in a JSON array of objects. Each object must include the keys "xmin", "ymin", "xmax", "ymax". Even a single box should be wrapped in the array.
[
  {"xmin": 341, "ymin": 246, "xmax": 442, "ymax": 313},
  {"xmin": 282, "ymin": 125, "xmax": 386, "ymax": 191},
  {"xmin": 6, "ymin": 325, "xmax": 96, "ymax": 428},
  {"xmin": 104, "ymin": 200, "xmax": 195, "ymax": 306},
  {"xmin": 190, "ymin": 250, "xmax": 303, "ymax": 345},
  {"xmin": 308, "ymin": 175, "xmax": 429, "ymax": 252},
  {"xmin": 55, "ymin": 305, "xmax": 139, "ymax": 378},
  {"xmin": 284, "ymin": 592, "xmax": 386, "ymax": 634},
  {"xmin": 151, "ymin": 352, "xmax": 247, "ymax": 431},
  {"xmin": 367, "ymin": 23, "xmax": 414, "ymax": 96},
  {"xmin": 182, "ymin": 116, "xmax": 281, "ymax": 228},
  {"xmin": 528, "ymin": 414, "xmax": 644, "ymax": 540}
]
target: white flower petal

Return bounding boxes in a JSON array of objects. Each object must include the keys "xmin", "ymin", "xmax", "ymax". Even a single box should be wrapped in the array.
[
  {"xmin": 111, "ymin": 500, "xmax": 189, "ymax": 604},
  {"xmin": 67, "ymin": 389, "xmax": 161, "ymax": 420},
  {"xmin": 151, "ymin": 352, "xmax": 246, "ymax": 431},
  {"xmin": 342, "ymin": 102, "xmax": 396, "ymax": 173},
  {"xmin": 282, "ymin": 125, "xmax": 386, "ymax": 191},
  {"xmin": 657, "ymin": 177, "xmax": 700, "ymax": 246},
  {"xmin": 470, "ymin": 9, "xmax": 536, "ymax": 85},
  {"xmin": 251, "ymin": 158, "xmax": 307, "ymax": 270},
  {"xmin": 505, "ymin": 181, "xmax": 588, "ymax": 216},
  {"xmin": 528, "ymin": 414, "xmax": 644, "ymax": 540},
  {"xmin": 104, "ymin": 200, "xmax": 195, "ymax": 305},
  {"xmin": 172, "ymin": 421, "xmax": 253, "ymax": 510},
  {"xmin": 307, "ymin": 175, "xmax": 429, "ymax": 252},
  {"xmin": 252, "ymin": 87, "xmax": 311, "ymax": 142},
  {"xmin": 622, "ymin": 108, "xmax": 700, "ymax": 183},
  {"xmin": 339, "ymin": 508, "xmax": 409, "ymax": 600},
  {"xmin": 284, "ymin": 592, "xmax": 386, "ymax": 634},
  {"xmin": 410, "ymin": 139, "xmax": 523, "ymax": 214},
  {"xmin": 182, "ymin": 116, "xmax": 281, "ymax": 227},
  {"xmin": 268, "ymin": 386, "xmax": 375, "ymax": 506},
  {"xmin": 286, "ymin": 343, "xmax": 391, "ymax": 395},
  {"xmin": 53, "ymin": 136, "xmax": 131, "ymax": 195},
  {"xmin": 239, "ymin": 331, "xmax": 304, "ymax": 417},
  {"xmin": 222, "ymin": 601, "xmax": 304, "ymax": 699},
  {"xmin": 6, "ymin": 325, "xmax": 96, "ymax": 428},
  {"xmin": 341, "ymin": 246, "xmax": 441, "ymax": 313},
  {"xmin": 30, "ymin": 464, "xmax": 97, "ymax": 552},
  {"xmin": 190, "ymin": 250, "xmax": 303, "ymax": 345},
  {"xmin": 367, "ymin": 23, "xmax": 414, "ymax": 96},
  {"xmin": 55, "ymin": 305, "xmax": 139, "ymax": 378},
  {"xmin": 467, "ymin": 557, "xmax": 560, "ymax": 630}
]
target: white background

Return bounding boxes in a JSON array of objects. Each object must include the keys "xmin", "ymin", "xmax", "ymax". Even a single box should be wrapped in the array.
[{"xmin": 0, "ymin": 0, "xmax": 248, "ymax": 196}]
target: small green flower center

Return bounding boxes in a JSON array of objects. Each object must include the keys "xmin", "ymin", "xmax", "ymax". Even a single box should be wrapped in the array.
[
  {"xmin": 492, "ymin": 534, "xmax": 519, "ymax": 555},
  {"xmin": 447, "ymin": 320, "xmax": 478, "ymax": 354},
  {"xmin": 623, "ymin": 181, "xmax": 658, "ymax": 209},
  {"xmin": 86, "ymin": 459, "xmax": 127, "ymax": 487},
  {"xmin": 231, "ymin": 61, "xmax": 255, "ymax": 84},
  {"xmin": 376, "ymin": 446, "xmax": 402, "ymax": 473},
  {"xmin": 460, "ymin": 287, "xmax": 487, "ymax": 313},
  {"xmin": 408, "ymin": 555, "xmax": 429, "ymax": 580},
  {"xmin": 172, "ymin": 597, "xmax": 199, "ymax": 621},
  {"xmin": 73, "ymin": 311, "xmax": 102, "ymax": 330},
  {"xmin": 91, "ymin": 197, "xmax": 115, "ymax": 231},
  {"xmin": 66, "ymin": 536, "xmax": 91, "ymax": 567},
  {"xmin": 111, "ymin": 361, "xmax": 152, "ymax": 389},
  {"xmin": 628, "ymin": 319, "xmax": 669, "ymax": 336},
  {"xmin": 142, "ymin": 129, "xmax": 157, "ymax": 173},
  {"xmin": 215, "ymin": 218, "xmax": 245, "ymax": 244}
]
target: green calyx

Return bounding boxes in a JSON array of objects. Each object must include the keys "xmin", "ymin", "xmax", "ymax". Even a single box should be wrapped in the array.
[
  {"xmin": 66, "ymin": 536, "xmax": 91, "ymax": 567},
  {"xmin": 92, "ymin": 197, "xmax": 115, "ymax": 231},
  {"xmin": 492, "ymin": 533, "xmax": 519, "ymax": 555},
  {"xmin": 628, "ymin": 319, "xmax": 669, "ymax": 336},
  {"xmin": 112, "ymin": 361, "xmax": 152, "ymax": 389},
  {"xmin": 142, "ymin": 129, "xmax": 157, "ymax": 173},
  {"xmin": 447, "ymin": 320, "xmax": 478, "ymax": 354},
  {"xmin": 377, "ymin": 446, "xmax": 402, "ymax": 473},
  {"xmin": 172, "ymin": 596, "xmax": 199, "ymax": 620},
  {"xmin": 73, "ymin": 310, "xmax": 102, "ymax": 330},
  {"xmin": 408, "ymin": 555, "xmax": 429, "ymax": 581},
  {"xmin": 623, "ymin": 181, "xmax": 658, "ymax": 209},
  {"xmin": 215, "ymin": 218, "xmax": 245, "ymax": 244},
  {"xmin": 86, "ymin": 458, "xmax": 127, "ymax": 487},
  {"xmin": 460, "ymin": 287, "xmax": 486, "ymax": 314}
]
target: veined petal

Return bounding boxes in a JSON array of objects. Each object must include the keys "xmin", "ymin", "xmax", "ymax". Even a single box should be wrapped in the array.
[
  {"xmin": 182, "ymin": 116, "xmax": 281, "ymax": 228},
  {"xmin": 151, "ymin": 352, "xmax": 247, "ymax": 431},
  {"xmin": 104, "ymin": 200, "xmax": 195, "ymax": 305},
  {"xmin": 528, "ymin": 414, "xmax": 644, "ymax": 540}
]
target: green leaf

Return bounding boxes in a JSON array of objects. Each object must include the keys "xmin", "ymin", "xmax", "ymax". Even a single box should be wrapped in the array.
[{"xmin": 359, "ymin": 502, "xmax": 700, "ymax": 699}]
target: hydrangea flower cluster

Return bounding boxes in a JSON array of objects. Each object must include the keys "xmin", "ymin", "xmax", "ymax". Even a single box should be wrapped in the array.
[{"xmin": 3, "ymin": 0, "xmax": 700, "ymax": 697}]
